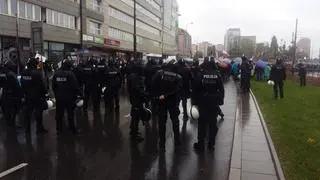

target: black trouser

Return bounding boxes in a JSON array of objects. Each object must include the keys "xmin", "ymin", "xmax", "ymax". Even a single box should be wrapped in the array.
[
  {"xmin": 241, "ymin": 74, "xmax": 250, "ymax": 92},
  {"xmin": 157, "ymin": 100, "xmax": 180, "ymax": 145},
  {"xmin": 130, "ymin": 103, "xmax": 143, "ymax": 136},
  {"xmin": 273, "ymin": 80, "xmax": 284, "ymax": 98},
  {"xmin": 25, "ymin": 99, "xmax": 44, "ymax": 132},
  {"xmin": 83, "ymin": 84, "xmax": 99, "ymax": 110},
  {"xmin": 55, "ymin": 100, "xmax": 75, "ymax": 132},
  {"xmin": 300, "ymin": 76, "xmax": 306, "ymax": 87},
  {"xmin": 104, "ymin": 90, "xmax": 120, "ymax": 108},
  {"xmin": 197, "ymin": 106, "xmax": 218, "ymax": 145},
  {"xmin": 1, "ymin": 94, "xmax": 19, "ymax": 127}
]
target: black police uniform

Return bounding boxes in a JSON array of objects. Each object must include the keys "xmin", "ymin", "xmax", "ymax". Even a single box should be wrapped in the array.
[
  {"xmin": 104, "ymin": 61, "xmax": 122, "ymax": 109},
  {"xmin": 240, "ymin": 58, "xmax": 252, "ymax": 92},
  {"xmin": 176, "ymin": 60, "xmax": 193, "ymax": 119},
  {"xmin": 1, "ymin": 62, "xmax": 22, "ymax": 127},
  {"xmin": 52, "ymin": 60, "xmax": 81, "ymax": 134},
  {"xmin": 97, "ymin": 59, "xmax": 107, "ymax": 100},
  {"xmin": 21, "ymin": 60, "xmax": 47, "ymax": 134},
  {"xmin": 152, "ymin": 64, "xmax": 182, "ymax": 149},
  {"xmin": 144, "ymin": 59, "xmax": 161, "ymax": 109},
  {"xmin": 270, "ymin": 61, "xmax": 286, "ymax": 99},
  {"xmin": 127, "ymin": 63, "xmax": 148, "ymax": 142},
  {"xmin": 192, "ymin": 61, "xmax": 224, "ymax": 151},
  {"xmin": 298, "ymin": 64, "xmax": 307, "ymax": 87},
  {"xmin": 82, "ymin": 60, "xmax": 99, "ymax": 111}
]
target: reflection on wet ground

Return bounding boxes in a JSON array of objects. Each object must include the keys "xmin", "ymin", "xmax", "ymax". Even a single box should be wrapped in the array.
[{"xmin": 0, "ymin": 82, "xmax": 237, "ymax": 180}]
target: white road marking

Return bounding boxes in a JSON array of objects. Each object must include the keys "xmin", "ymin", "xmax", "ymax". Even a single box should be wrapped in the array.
[{"xmin": 0, "ymin": 163, "xmax": 28, "ymax": 178}]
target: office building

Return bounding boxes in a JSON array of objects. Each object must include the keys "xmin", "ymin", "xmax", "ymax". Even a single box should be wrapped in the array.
[
  {"xmin": 224, "ymin": 28, "xmax": 240, "ymax": 56},
  {"xmin": 240, "ymin": 36, "xmax": 256, "ymax": 58},
  {"xmin": 297, "ymin": 37, "xmax": 311, "ymax": 58},
  {"xmin": 177, "ymin": 28, "xmax": 191, "ymax": 57},
  {"xmin": 198, "ymin": 41, "xmax": 212, "ymax": 57},
  {"xmin": 0, "ymin": 0, "xmax": 179, "ymax": 63}
]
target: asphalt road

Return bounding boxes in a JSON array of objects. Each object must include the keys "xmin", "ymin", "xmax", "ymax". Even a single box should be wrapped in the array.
[{"xmin": 0, "ymin": 81, "xmax": 238, "ymax": 180}]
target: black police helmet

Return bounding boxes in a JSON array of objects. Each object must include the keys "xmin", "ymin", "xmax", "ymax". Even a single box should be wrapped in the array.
[
  {"xmin": 62, "ymin": 60, "xmax": 73, "ymax": 70},
  {"xmin": 27, "ymin": 57, "xmax": 39, "ymax": 69}
]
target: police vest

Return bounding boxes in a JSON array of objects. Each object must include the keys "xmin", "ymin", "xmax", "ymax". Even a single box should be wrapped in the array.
[
  {"xmin": 201, "ymin": 71, "xmax": 219, "ymax": 95},
  {"xmin": 0, "ymin": 72, "xmax": 7, "ymax": 87},
  {"xmin": 161, "ymin": 71, "xmax": 179, "ymax": 82}
]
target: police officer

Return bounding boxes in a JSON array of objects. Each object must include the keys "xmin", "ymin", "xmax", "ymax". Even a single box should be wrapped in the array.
[
  {"xmin": 52, "ymin": 60, "xmax": 81, "ymax": 135},
  {"xmin": 104, "ymin": 58, "xmax": 122, "ymax": 110},
  {"xmin": 1, "ymin": 61, "xmax": 22, "ymax": 128},
  {"xmin": 192, "ymin": 57, "xmax": 224, "ymax": 152},
  {"xmin": 127, "ymin": 60, "xmax": 148, "ymax": 142},
  {"xmin": 82, "ymin": 58, "xmax": 99, "ymax": 111},
  {"xmin": 144, "ymin": 59, "xmax": 161, "ymax": 109},
  {"xmin": 298, "ymin": 63, "xmax": 307, "ymax": 87},
  {"xmin": 191, "ymin": 58, "xmax": 200, "ymax": 78},
  {"xmin": 176, "ymin": 58, "xmax": 193, "ymax": 120},
  {"xmin": 97, "ymin": 58, "xmax": 107, "ymax": 102},
  {"xmin": 152, "ymin": 60, "xmax": 182, "ymax": 149},
  {"xmin": 240, "ymin": 56, "xmax": 252, "ymax": 92},
  {"xmin": 21, "ymin": 58, "xmax": 48, "ymax": 134},
  {"xmin": 270, "ymin": 58, "xmax": 286, "ymax": 99}
]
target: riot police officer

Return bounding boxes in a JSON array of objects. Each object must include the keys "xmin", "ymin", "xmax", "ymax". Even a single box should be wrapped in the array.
[
  {"xmin": 144, "ymin": 59, "xmax": 161, "ymax": 109},
  {"xmin": 82, "ymin": 58, "xmax": 99, "ymax": 111},
  {"xmin": 127, "ymin": 61, "xmax": 148, "ymax": 142},
  {"xmin": 1, "ymin": 61, "xmax": 22, "ymax": 128},
  {"xmin": 52, "ymin": 60, "xmax": 81, "ymax": 135},
  {"xmin": 152, "ymin": 60, "xmax": 182, "ymax": 149},
  {"xmin": 192, "ymin": 58, "xmax": 224, "ymax": 152},
  {"xmin": 176, "ymin": 58, "xmax": 193, "ymax": 120},
  {"xmin": 270, "ymin": 58, "xmax": 286, "ymax": 99},
  {"xmin": 104, "ymin": 58, "xmax": 122, "ymax": 110},
  {"xmin": 21, "ymin": 58, "xmax": 48, "ymax": 134},
  {"xmin": 97, "ymin": 58, "xmax": 107, "ymax": 102}
]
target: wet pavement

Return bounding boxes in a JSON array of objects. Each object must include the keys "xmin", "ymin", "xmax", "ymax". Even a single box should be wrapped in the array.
[{"xmin": 0, "ymin": 81, "xmax": 237, "ymax": 180}]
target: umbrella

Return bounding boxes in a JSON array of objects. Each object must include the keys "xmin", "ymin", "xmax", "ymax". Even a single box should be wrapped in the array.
[
  {"xmin": 233, "ymin": 57, "xmax": 242, "ymax": 63},
  {"xmin": 217, "ymin": 62, "xmax": 229, "ymax": 68},
  {"xmin": 256, "ymin": 59, "xmax": 267, "ymax": 69}
]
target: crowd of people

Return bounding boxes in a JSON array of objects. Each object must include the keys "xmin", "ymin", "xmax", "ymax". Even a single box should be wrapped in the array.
[{"xmin": 0, "ymin": 55, "xmax": 227, "ymax": 152}]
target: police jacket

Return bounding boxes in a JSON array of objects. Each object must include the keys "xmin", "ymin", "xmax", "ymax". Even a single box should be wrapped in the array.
[
  {"xmin": 104, "ymin": 66, "xmax": 122, "ymax": 91},
  {"xmin": 151, "ymin": 69, "xmax": 182, "ymax": 101},
  {"xmin": 192, "ymin": 65, "xmax": 224, "ymax": 107},
  {"xmin": 2, "ymin": 70, "xmax": 22, "ymax": 101},
  {"xmin": 127, "ymin": 72, "xmax": 147, "ymax": 105},
  {"xmin": 240, "ymin": 61, "xmax": 252, "ymax": 76},
  {"xmin": 81, "ymin": 63, "xmax": 98, "ymax": 86},
  {"xmin": 21, "ymin": 68, "xmax": 46, "ymax": 101},
  {"xmin": 52, "ymin": 69, "xmax": 80, "ymax": 102},
  {"xmin": 0, "ymin": 66, "xmax": 9, "ymax": 88},
  {"xmin": 144, "ymin": 63, "xmax": 161, "ymax": 91},
  {"xmin": 270, "ymin": 63, "xmax": 286, "ymax": 81},
  {"xmin": 97, "ymin": 62, "xmax": 107, "ymax": 84},
  {"xmin": 176, "ymin": 62, "xmax": 193, "ymax": 94}
]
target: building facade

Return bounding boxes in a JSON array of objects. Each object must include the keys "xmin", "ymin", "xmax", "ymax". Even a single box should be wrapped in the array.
[
  {"xmin": 177, "ymin": 28, "xmax": 191, "ymax": 57},
  {"xmin": 224, "ymin": 28, "xmax": 240, "ymax": 57},
  {"xmin": 198, "ymin": 41, "xmax": 212, "ymax": 57},
  {"xmin": 297, "ymin": 37, "xmax": 311, "ymax": 58},
  {"xmin": 0, "ymin": 0, "xmax": 179, "ymax": 64},
  {"xmin": 240, "ymin": 36, "xmax": 256, "ymax": 58}
]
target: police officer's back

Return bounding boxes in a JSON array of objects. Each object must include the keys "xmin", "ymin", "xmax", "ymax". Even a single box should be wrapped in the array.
[
  {"xmin": 192, "ymin": 59, "xmax": 224, "ymax": 151},
  {"xmin": 270, "ymin": 58, "xmax": 286, "ymax": 99},
  {"xmin": 52, "ymin": 60, "xmax": 80, "ymax": 134},
  {"xmin": 1, "ymin": 61, "xmax": 22, "ymax": 127},
  {"xmin": 240, "ymin": 56, "xmax": 252, "ymax": 92},
  {"xmin": 127, "ymin": 61, "xmax": 148, "ymax": 142},
  {"xmin": 82, "ymin": 58, "xmax": 99, "ymax": 111},
  {"xmin": 104, "ymin": 59, "xmax": 122, "ymax": 109},
  {"xmin": 21, "ymin": 58, "xmax": 47, "ymax": 134},
  {"xmin": 152, "ymin": 61, "xmax": 182, "ymax": 149}
]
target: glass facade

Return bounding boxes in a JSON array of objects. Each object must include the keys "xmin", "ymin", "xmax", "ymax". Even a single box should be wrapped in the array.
[
  {"xmin": 119, "ymin": 0, "xmax": 160, "ymax": 23},
  {"xmin": 18, "ymin": 0, "xmax": 41, "ymax": 21},
  {"xmin": 43, "ymin": 41, "xmax": 79, "ymax": 66}
]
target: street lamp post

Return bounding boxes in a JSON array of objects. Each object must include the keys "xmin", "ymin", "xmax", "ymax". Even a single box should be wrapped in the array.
[{"xmin": 133, "ymin": 0, "xmax": 137, "ymax": 61}]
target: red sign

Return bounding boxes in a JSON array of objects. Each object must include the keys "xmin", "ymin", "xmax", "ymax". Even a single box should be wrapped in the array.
[{"xmin": 104, "ymin": 39, "xmax": 120, "ymax": 47}]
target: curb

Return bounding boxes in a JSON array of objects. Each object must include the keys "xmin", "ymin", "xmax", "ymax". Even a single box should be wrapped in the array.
[
  {"xmin": 228, "ymin": 88, "xmax": 242, "ymax": 180},
  {"xmin": 250, "ymin": 90, "xmax": 286, "ymax": 180}
]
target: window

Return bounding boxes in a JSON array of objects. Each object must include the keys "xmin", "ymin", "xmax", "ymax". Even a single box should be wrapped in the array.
[
  {"xmin": 17, "ymin": 1, "xmax": 41, "ymax": 21},
  {"xmin": 11, "ymin": 0, "xmax": 17, "ymax": 15},
  {"xmin": 46, "ymin": 9, "xmax": 76, "ymax": 29},
  {"xmin": 0, "ymin": 0, "xmax": 8, "ymax": 14},
  {"xmin": 108, "ymin": 28, "xmax": 133, "ymax": 42},
  {"xmin": 89, "ymin": 21, "xmax": 102, "ymax": 35},
  {"xmin": 137, "ymin": 21, "xmax": 160, "ymax": 35},
  {"xmin": 119, "ymin": 0, "xmax": 160, "ymax": 23},
  {"xmin": 90, "ymin": 0, "xmax": 101, "ymax": 12}
]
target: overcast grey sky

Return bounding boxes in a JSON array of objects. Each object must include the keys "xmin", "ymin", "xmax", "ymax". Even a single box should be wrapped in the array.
[{"xmin": 177, "ymin": 0, "xmax": 320, "ymax": 57}]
